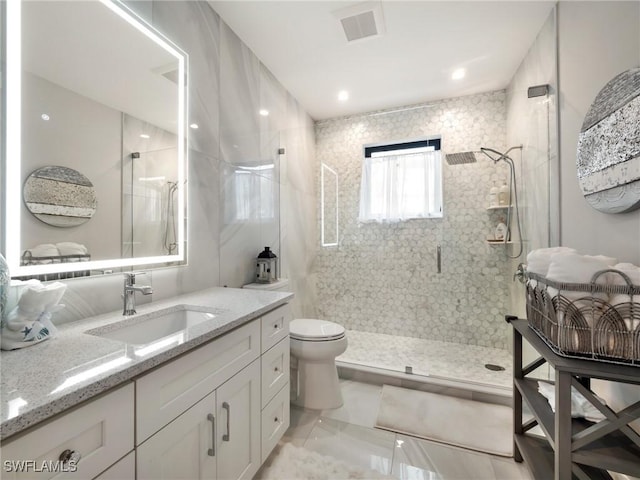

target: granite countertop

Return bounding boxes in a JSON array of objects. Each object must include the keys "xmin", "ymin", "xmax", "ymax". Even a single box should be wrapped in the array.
[{"xmin": 0, "ymin": 286, "xmax": 293, "ymax": 441}]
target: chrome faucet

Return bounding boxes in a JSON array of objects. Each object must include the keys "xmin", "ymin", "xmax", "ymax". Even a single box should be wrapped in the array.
[{"xmin": 123, "ymin": 272, "xmax": 153, "ymax": 315}]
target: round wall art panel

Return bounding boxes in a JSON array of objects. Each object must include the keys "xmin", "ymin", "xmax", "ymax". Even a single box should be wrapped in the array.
[
  {"xmin": 576, "ymin": 67, "xmax": 640, "ymax": 214},
  {"xmin": 23, "ymin": 166, "xmax": 97, "ymax": 227}
]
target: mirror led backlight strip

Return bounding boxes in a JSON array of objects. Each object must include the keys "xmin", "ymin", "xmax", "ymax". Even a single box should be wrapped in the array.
[{"xmin": 5, "ymin": 0, "xmax": 188, "ymax": 277}]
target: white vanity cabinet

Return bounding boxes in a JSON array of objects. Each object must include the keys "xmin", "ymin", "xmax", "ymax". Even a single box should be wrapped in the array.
[
  {"xmin": 0, "ymin": 383, "xmax": 134, "ymax": 480},
  {"xmin": 136, "ymin": 303, "xmax": 291, "ymax": 480},
  {"xmin": 0, "ymin": 302, "xmax": 291, "ymax": 480},
  {"xmin": 94, "ymin": 452, "xmax": 135, "ymax": 480}
]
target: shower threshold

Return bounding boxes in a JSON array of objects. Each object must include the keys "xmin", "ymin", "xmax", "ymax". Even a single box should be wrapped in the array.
[{"xmin": 336, "ymin": 330, "xmax": 513, "ymax": 404}]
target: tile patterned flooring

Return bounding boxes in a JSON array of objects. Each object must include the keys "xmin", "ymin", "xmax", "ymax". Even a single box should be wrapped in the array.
[
  {"xmin": 337, "ymin": 330, "xmax": 514, "ymax": 389},
  {"xmin": 258, "ymin": 380, "xmax": 533, "ymax": 480}
]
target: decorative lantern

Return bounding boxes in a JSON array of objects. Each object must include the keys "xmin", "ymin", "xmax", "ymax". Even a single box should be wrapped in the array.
[{"xmin": 256, "ymin": 247, "xmax": 278, "ymax": 283}]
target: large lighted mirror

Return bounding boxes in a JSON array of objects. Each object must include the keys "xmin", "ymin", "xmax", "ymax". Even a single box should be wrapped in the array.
[
  {"xmin": 321, "ymin": 163, "xmax": 339, "ymax": 247},
  {"xmin": 4, "ymin": 0, "xmax": 187, "ymax": 279}
]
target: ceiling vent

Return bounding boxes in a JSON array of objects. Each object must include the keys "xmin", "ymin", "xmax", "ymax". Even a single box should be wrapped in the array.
[{"xmin": 333, "ymin": 1, "xmax": 386, "ymax": 43}]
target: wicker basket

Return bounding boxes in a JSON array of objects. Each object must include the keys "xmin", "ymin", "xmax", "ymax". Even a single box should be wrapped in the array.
[{"xmin": 525, "ymin": 269, "xmax": 640, "ymax": 366}]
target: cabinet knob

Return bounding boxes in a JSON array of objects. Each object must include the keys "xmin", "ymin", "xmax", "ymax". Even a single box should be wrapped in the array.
[
  {"xmin": 274, "ymin": 367, "xmax": 279, "ymax": 373},
  {"xmin": 273, "ymin": 323, "xmax": 279, "ymax": 330},
  {"xmin": 274, "ymin": 417, "xmax": 279, "ymax": 423},
  {"xmin": 59, "ymin": 449, "xmax": 81, "ymax": 465}
]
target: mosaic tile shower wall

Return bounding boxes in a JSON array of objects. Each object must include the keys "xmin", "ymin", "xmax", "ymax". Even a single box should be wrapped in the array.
[{"xmin": 315, "ymin": 91, "xmax": 514, "ymax": 349}]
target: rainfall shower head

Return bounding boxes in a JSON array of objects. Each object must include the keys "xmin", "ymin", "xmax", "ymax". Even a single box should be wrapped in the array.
[{"xmin": 445, "ymin": 152, "xmax": 478, "ymax": 165}]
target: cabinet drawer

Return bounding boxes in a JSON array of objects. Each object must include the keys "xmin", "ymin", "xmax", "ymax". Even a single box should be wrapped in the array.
[
  {"xmin": 261, "ymin": 384, "xmax": 290, "ymax": 463},
  {"xmin": 136, "ymin": 319, "xmax": 260, "ymax": 443},
  {"xmin": 93, "ymin": 452, "xmax": 134, "ymax": 480},
  {"xmin": 261, "ymin": 336, "xmax": 290, "ymax": 407},
  {"xmin": 1, "ymin": 383, "xmax": 134, "ymax": 480},
  {"xmin": 261, "ymin": 304, "xmax": 291, "ymax": 353}
]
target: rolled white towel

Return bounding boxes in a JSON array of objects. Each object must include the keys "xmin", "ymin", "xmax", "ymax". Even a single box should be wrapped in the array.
[
  {"xmin": 24, "ymin": 244, "xmax": 59, "ymax": 264},
  {"xmin": 609, "ymin": 263, "xmax": 640, "ymax": 330},
  {"xmin": 546, "ymin": 253, "xmax": 613, "ymax": 325},
  {"xmin": 526, "ymin": 247, "xmax": 577, "ymax": 276},
  {"xmin": 56, "ymin": 242, "xmax": 88, "ymax": 256}
]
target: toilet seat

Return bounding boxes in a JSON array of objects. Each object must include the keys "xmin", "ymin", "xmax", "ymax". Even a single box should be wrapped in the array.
[{"xmin": 290, "ymin": 318, "xmax": 345, "ymax": 342}]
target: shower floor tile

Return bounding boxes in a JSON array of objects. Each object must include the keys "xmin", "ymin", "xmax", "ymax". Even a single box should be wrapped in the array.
[{"xmin": 337, "ymin": 330, "xmax": 513, "ymax": 390}]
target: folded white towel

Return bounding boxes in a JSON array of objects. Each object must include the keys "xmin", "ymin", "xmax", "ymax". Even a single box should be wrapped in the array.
[
  {"xmin": 526, "ymin": 247, "xmax": 577, "ymax": 276},
  {"xmin": 56, "ymin": 242, "xmax": 88, "ymax": 256},
  {"xmin": 537, "ymin": 381, "xmax": 605, "ymax": 422},
  {"xmin": 584, "ymin": 255, "xmax": 618, "ymax": 266},
  {"xmin": 546, "ymin": 252, "xmax": 613, "ymax": 287},
  {"xmin": 1, "ymin": 281, "xmax": 67, "ymax": 350},
  {"xmin": 609, "ymin": 263, "xmax": 640, "ymax": 330},
  {"xmin": 28, "ymin": 244, "xmax": 59, "ymax": 257}
]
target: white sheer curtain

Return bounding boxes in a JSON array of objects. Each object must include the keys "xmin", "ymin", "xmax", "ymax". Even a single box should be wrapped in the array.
[{"xmin": 358, "ymin": 148, "xmax": 442, "ymax": 222}]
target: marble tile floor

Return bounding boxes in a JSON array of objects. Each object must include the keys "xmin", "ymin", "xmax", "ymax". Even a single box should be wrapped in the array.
[
  {"xmin": 337, "ymin": 330, "xmax": 514, "ymax": 390},
  {"xmin": 256, "ymin": 380, "xmax": 532, "ymax": 480}
]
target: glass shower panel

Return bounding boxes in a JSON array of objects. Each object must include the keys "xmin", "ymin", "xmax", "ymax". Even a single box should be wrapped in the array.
[{"xmin": 122, "ymin": 147, "xmax": 179, "ymax": 258}]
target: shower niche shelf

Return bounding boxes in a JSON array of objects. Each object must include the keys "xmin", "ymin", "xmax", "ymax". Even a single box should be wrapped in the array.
[
  {"xmin": 486, "ymin": 205, "xmax": 513, "ymax": 210},
  {"xmin": 486, "ymin": 240, "xmax": 513, "ymax": 245}
]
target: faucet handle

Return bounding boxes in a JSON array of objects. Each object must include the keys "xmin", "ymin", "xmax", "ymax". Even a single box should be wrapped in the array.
[{"xmin": 123, "ymin": 271, "xmax": 147, "ymax": 284}]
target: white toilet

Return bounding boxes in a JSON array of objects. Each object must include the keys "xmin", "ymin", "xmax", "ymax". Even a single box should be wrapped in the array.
[
  {"xmin": 289, "ymin": 318, "xmax": 347, "ymax": 409},
  {"xmin": 243, "ymin": 280, "xmax": 348, "ymax": 410}
]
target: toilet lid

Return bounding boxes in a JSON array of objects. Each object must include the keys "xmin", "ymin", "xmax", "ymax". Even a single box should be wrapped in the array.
[{"xmin": 290, "ymin": 318, "xmax": 345, "ymax": 341}]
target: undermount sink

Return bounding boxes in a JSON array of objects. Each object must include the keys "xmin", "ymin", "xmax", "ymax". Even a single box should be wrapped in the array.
[{"xmin": 86, "ymin": 306, "xmax": 217, "ymax": 346}]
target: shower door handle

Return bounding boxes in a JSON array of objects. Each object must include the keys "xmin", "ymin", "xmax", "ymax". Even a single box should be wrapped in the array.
[{"xmin": 437, "ymin": 244, "xmax": 442, "ymax": 274}]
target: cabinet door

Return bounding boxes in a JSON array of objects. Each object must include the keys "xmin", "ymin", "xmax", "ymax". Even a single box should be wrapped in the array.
[
  {"xmin": 216, "ymin": 360, "xmax": 261, "ymax": 480},
  {"xmin": 93, "ymin": 452, "xmax": 134, "ymax": 480},
  {"xmin": 137, "ymin": 391, "xmax": 216, "ymax": 480}
]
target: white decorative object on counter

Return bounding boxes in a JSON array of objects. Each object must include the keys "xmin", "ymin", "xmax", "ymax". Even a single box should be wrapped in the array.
[{"xmin": 0, "ymin": 281, "xmax": 66, "ymax": 350}]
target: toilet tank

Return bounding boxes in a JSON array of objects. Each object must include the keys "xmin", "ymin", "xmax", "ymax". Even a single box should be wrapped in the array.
[{"xmin": 242, "ymin": 279, "xmax": 290, "ymax": 292}]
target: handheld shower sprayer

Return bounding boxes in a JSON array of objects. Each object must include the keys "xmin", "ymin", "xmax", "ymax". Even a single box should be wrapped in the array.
[{"xmin": 480, "ymin": 146, "xmax": 524, "ymax": 259}]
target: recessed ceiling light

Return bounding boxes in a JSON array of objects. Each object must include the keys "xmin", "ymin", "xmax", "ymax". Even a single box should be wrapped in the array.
[
  {"xmin": 41, "ymin": 113, "xmax": 50, "ymax": 121},
  {"xmin": 452, "ymin": 68, "xmax": 466, "ymax": 80},
  {"xmin": 190, "ymin": 123, "xmax": 199, "ymax": 129},
  {"xmin": 338, "ymin": 90, "xmax": 349, "ymax": 101},
  {"xmin": 140, "ymin": 134, "xmax": 150, "ymax": 139},
  {"xmin": 259, "ymin": 109, "xmax": 269, "ymax": 116}
]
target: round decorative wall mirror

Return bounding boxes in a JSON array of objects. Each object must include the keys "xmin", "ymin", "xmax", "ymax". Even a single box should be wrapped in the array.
[
  {"xmin": 23, "ymin": 166, "xmax": 97, "ymax": 227},
  {"xmin": 576, "ymin": 68, "xmax": 640, "ymax": 214}
]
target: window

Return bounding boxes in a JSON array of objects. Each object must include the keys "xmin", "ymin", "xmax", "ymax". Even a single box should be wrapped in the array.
[
  {"xmin": 225, "ymin": 163, "xmax": 275, "ymax": 223},
  {"xmin": 358, "ymin": 138, "xmax": 443, "ymax": 222}
]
